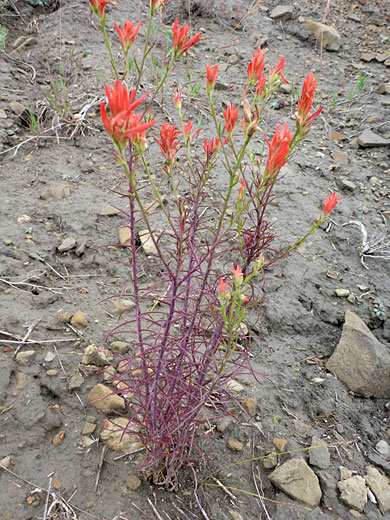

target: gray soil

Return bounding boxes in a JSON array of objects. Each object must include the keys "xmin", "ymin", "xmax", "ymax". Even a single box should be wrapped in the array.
[{"xmin": 0, "ymin": 0, "xmax": 390, "ymax": 519}]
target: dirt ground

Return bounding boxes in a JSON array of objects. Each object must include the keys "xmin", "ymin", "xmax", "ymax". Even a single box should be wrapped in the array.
[{"xmin": 0, "ymin": 0, "xmax": 390, "ymax": 519}]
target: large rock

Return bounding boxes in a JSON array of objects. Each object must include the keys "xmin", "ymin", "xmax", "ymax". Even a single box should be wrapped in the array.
[
  {"xmin": 269, "ymin": 458, "xmax": 322, "ymax": 506},
  {"xmin": 309, "ymin": 436, "xmax": 330, "ymax": 469},
  {"xmin": 357, "ymin": 129, "xmax": 390, "ymax": 148},
  {"xmin": 326, "ymin": 311, "xmax": 390, "ymax": 398},
  {"xmin": 100, "ymin": 417, "xmax": 143, "ymax": 453},
  {"xmin": 305, "ymin": 20, "xmax": 342, "ymax": 51},
  {"xmin": 337, "ymin": 476, "xmax": 367, "ymax": 512},
  {"xmin": 364, "ymin": 466, "xmax": 390, "ymax": 513}
]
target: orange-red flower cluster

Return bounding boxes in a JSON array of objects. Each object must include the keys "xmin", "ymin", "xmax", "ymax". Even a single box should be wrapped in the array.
[
  {"xmin": 204, "ymin": 137, "xmax": 224, "ymax": 162},
  {"xmin": 263, "ymin": 122, "xmax": 292, "ymax": 182},
  {"xmin": 155, "ymin": 122, "xmax": 181, "ymax": 163},
  {"xmin": 224, "ymin": 104, "xmax": 239, "ymax": 137},
  {"xmin": 89, "ymin": 0, "xmax": 115, "ymax": 22},
  {"xmin": 296, "ymin": 72, "xmax": 323, "ymax": 136},
  {"xmin": 182, "ymin": 120, "xmax": 201, "ymax": 145},
  {"xmin": 205, "ymin": 63, "xmax": 218, "ymax": 95},
  {"xmin": 172, "ymin": 19, "xmax": 202, "ymax": 58},
  {"xmin": 247, "ymin": 47, "xmax": 265, "ymax": 87},
  {"xmin": 100, "ymin": 80, "xmax": 155, "ymax": 153},
  {"xmin": 322, "ymin": 192, "xmax": 342, "ymax": 217},
  {"xmin": 114, "ymin": 19, "xmax": 141, "ymax": 55},
  {"xmin": 269, "ymin": 55, "xmax": 288, "ymax": 85}
]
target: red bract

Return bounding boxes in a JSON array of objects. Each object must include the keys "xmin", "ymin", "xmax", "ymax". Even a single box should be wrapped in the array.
[
  {"xmin": 269, "ymin": 54, "xmax": 288, "ymax": 85},
  {"xmin": 203, "ymin": 137, "xmax": 223, "ymax": 161},
  {"xmin": 238, "ymin": 179, "xmax": 246, "ymax": 199},
  {"xmin": 296, "ymin": 72, "xmax": 324, "ymax": 135},
  {"xmin": 263, "ymin": 122, "xmax": 292, "ymax": 181},
  {"xmin": 172, "ymin": 19, "xmax": 202, "ymax": 58},
  {"xmin": 114, "ymin": 19, "xmax": 141, "ymax": 54},
  {"xmin": 322, "ymin": 192, "xmax": 342, "ymax": 217},
  {"xmin": 230, "ymin": 264, "xmax": 244, "ymax": 285},
  {"xmin": 255, "ymin": 75, "xmax": 267, "ymax": 102},
  {"xmin": 206, "ymin": 63, "xmax": 218, "ymax": 94},
  {"xmin": 224, "ymin": 104, "xmax": 239, "ymax": 137},
  {"xmin": 182, "ymin": 120, "xmax": 201, "ymax": 145},
  {"xmin": 219, "ymin": 277, "xmax": 228, "ymax": 296},
  {"xmin": 100, "ymin": 80, "xmax": 155, "ymax": 152},
  {"xmin": 155, "ymin": 122, "xmax": 181, "ymax": 163},
  {"xmin": 89, "ymin": 0, "xmax": 115, "ymax": 20},
  {"xmin": 247, "ymin": 47, "xmax": 265, "ymax": 86}
]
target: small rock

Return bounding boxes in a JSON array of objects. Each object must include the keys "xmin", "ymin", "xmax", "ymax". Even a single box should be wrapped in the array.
[
  {"xmin": 126, "ymin": 474, "xmax": 142, "ymax": 491},
  {"xmin": 335, "ymin": 288, "xmax": 350, "ymax": 298},
  {"xmin": 337, "ymin": 475, "xmax": 367, "ymax": 512},
  {"xmin": 17, "ymin": 215, "xmax": 32, "ymax": 224},
  {"xmin": 70, "ymin": 311, "xmax": 89, "ymax": 329},
  {"xmin": 52, "ymin": 480, "xmax": 63, "ymax": 490},
  {"xmin": 347, "ymin": 293, "xmax": 356, "ymax": 304},
  {"xmin": 108, "ymin": 341, "xmax": 129, "ymax": 353},
  {"xmin": 332, "ymin": 152, "xmax": 349, "ymax": 164},
  {"xmin": 364, "ymin": 466, "xmax": 390, "ymax": 513},
  {"xmin": 226, "ymin": 380, "xmax": 245, "ymax": 392},
  {"xmin": 100, "ymin": 417, "xmax": 143, "ymax": 452},
  {"xmin": 52, "ymin": 431, "xmax": 65, "ymax": 447},
  {"xmin": 139, "ymin": 229, "xmax": 158, "ymax": 256},
  {"xmin": 58, "ymin": 311, "xmax": 72, "ymax": 324},
  {"xmin": 227, "ymin": 439, "xmax": 243, "ymax": 451},
  {"xmin": 46, "ymin": 369, "xmax": 58, "ymax": 376},
  {"xmin": 330, "ymin": 131, "xmax": 347, "ymax": 142},
  {"xmin": 241, "ymin": 397, "xmax": 257, "ymax": 417},
  {"xmin": 375, "ymin": 440, "xmax": 390, "ymax": 460},
  {"xmin": 360, "ymin": 53, "xmax": 375, "ymax": 62},
  {"xmin": 15, "ymin": 350, "xmax": 36, "ymax": 365},
  {"xmin": 82, "ymin": 422, "xmax": 96, "ymax": 435},
  {"xmin": 229, "ymin": 511, "xmax": 243, "ymax": 520},
  {"xmin": 103, "ymin": 366, "xmax": 115, "ymax": 381},
  {"xmin": 263, "ymin": 453, "xmax": 278, "ymax": 469},
  {"xmin": 0, "ymin": 456, "xmax": 12, "ymax": 468},
  {"xmin": 357, "ymin": 129, "xmax": 390, "ymax": 148},
  {"xmin": 216, "ymin": 415, "xmax": 234, "ymax": 433},
  {"xmin": 88, "ymin": 384, "xmax": 126, "ymax": 411},
  {"xmin": 58, "ymin": 237, "xmax": 77, "ymax": 252},
  {"xmin": 9, "ymin": 101, "xmax": 26, "ymax": 116},
  {"xmin": 39, "ymin": 185, "xmax": 71, "ymax": 201},
  {"xmin": 227, "ymin": 54, "xmax": 238, "ymax": 65},
  {"xmin": 269, "ymin": 458, "xmax": 322, "ymax": 506},
  {"xmin": 68, "ymin": 374, "xmax": 84, "ymax": 390},
  {"xmin": 326, "ymin": 269, "xmax": 339, "ymax": 280},
  {"xmin": 305, "ymin": 20, "xmax": 342, "ymax": 51},
  {"xmin": 0, "ymin": 108, "xmax": 7, "ymax": 119},
  {"xmin": 45, "ymin": 352, "xmax": 56, "ymax": 362},
  {"xmin": 273, "ymin": 438, "xmax": 288, "ymax": 452},
  {"xmin": 75, "ymin": 242, "xmax": 86, "ymax": 257},
  {"xmin": 119, "ymin": 226, "xmax": 131, "ymax": 246},
  {"xmin": 310, "ymin": 435, "xmax": 330, "ymax": 469},
  {"xmin": 337, "ymin": 178, "xmax": 356, "ymax": 191},
  {"xmin": 326, "ymin": 310, "xmax": 390, "ymax": 398},
  {"xmin": 81, "ymin": 344, "xmax": 109, "ymax": 367},
  {"xmin": 99, "ymin": 204, "xmax": 120, "ymax": 216},
  {"xmin": 270, "ymin": 5, "xmax": 294, "ymax": 22},
  {"xmin": 110, "ymin": 299, "xmax": 135, "ymax": 315}
]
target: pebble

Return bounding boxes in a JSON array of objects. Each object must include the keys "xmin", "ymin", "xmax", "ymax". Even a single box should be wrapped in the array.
[
  {"xmin": 0, "ymin": 456, "xmax": 12, "ymax": 468},
  {"xmin": 273, "ymin": 438, "xmax": 288, "ymax": 452},
  {"xmin": 226, "ymin": 380, "xmax": 245, "ymax": 392},
  {"xmin": 45, "ymin": 352, "xmax": 56, "ymax": 362},
  {"xmin": 68, "ymin": 374, "xmax": 84, "ymax": 390},
  {"xmin": 58, "ymin": 237, "xmax": 77, "ymax": 252},
  {"xmin": 337, "ymin": 475, "xmax": 367, "ymax": 512},
  {"xmin": 310, "ymin": 435, "xmax": 331, "ymax": 469},
  {"xmin": 39, "ymin": 184, "xmax": 71, "ymax": 200},
  {"xmin": 357, "ymin": 129, "xmax": 390, "ymax": 147},
  {"xmin": 227, "ymin": 54, "xmax": 238, "ymax": 65},
  {"xmin": 126, "ymin": 474, "xmax": 141, "ymax": 491},
  {"xmin": 227, "ymin": 439, "xmax": 243, "ymax": 451},
  {"xmin": 88, "ymin": 384, "xmax": 126, "ymax": 411},
  {"xmin": 17, "ymin": 214, "xmax": 32, "ymax": 224},
  {"xmin": 334, "ymin": 288, "xmax": 350, "ymax": 298},
  {"xmin": 360, "ymin": 52, "xmax": 375, "ymax": 62},
  {"xmin": 332, "ymin": 152, "xmax": 349, "ymax": 164},
  {"xmin": 139, "ymin": 229, "xmax": 158, "ymax": 256},
  {"xmin": 52, "ymin": 431, "xmax": 65, "ymax": 447},
  {"xmin": 82, "ymin": 422, "xmax": 96, "ymax": 435},
  {"xmin": 103, "ymin": 366, "xmax": 115, "ymax": 381},
  {"xmin": 365, "ymin": 466, "xmax": 390, "ymax": 513},
  {"xmin": 46, "ymin": 369, "xmax": 58, "ymax": 376},
  {"xmin": 216, "ymin": 415, "xmax": 234, "ymax": 433},
  {"xmin": 81, "ymin": 344, "xmax": 109, "ymax": 367},
  {"xmin": 119, "ymin": 226, "xmax": 132, "ymax": 246},
  {"xmin": 337, "ymin": 178, "xmax": 356, "ymax": 191},
  {"xmin": 70, "ymin": 311, "xmax": 89, "ymax": 329},
  {"xmin": 305, "ymin": 20, "xmax": 342, "ymax": 51},
  {"xmin": 270, "ymin": 5, "xmax": 294, "ymax": 22},
  {"xmin": 330, "ymin": 131, "xmax": 347, "ymax": 142},
  {"xmin": 99, "ymin": 204, "xmax": 120, "ymax": 216},
  {"xmin": 100, "ymin": 417, "xmax": 143, "ymax": 452},
  {"xmin": 110, "ymin": 299, "xmax": 135, "ymax": 315},
  {"xmin": 241, "ymin": 397, "xmax": 257, "ymax": 417},
  {"xmin": 15, "ymin": 350, "xmax": 36, "ymax": 365},
  {"xmin": 0, "ymin": 108, "xmax": 7, "ymax": 119},
  {"xmin": 108, "ymin": 341, "xmax": 129, "ymax": 353},
  {"xmin": 58, "ymin": 311, "xmax": 72, "ymax": 323},
  {"xmin": 9, "ymin": 101, "xmax": 26, "ymax": 116},
  {"xmin": 263, "ymin": 452, "xmax": 278, "ymax": 469},
  {"xmin": 52, "ymin": 479, "xmax": 63, "ymax": 490},
  {"xmin": 375, "ymin": 440, "xmax": 390, "ymax": 460}
]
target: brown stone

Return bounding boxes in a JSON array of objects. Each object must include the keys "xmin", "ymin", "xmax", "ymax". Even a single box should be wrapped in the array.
[
  {"xmin": 88, "ymin": 384, "xmax": 126, "ymax": 411},
  {"xmin": 241, "ymin": 397, "xmax": 257, "ymax": 417}
]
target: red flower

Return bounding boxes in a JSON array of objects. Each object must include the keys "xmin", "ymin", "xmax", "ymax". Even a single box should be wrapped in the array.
[
  {"xmin": 224, "ymin": 104, "xmax": 239, "ymax": 137},
  {"xmin": 219, "ymin": 277, "xmax": 229, "ymax": 296},
  {"xmin": 296, "ymin": 72, "xmax": 324, "ymax": 135},
  {"xmin": 206, "ymin": 63, "xmax": 218, "ymax": 95},
  {"xmin": 114, "ymin": 19, "xmax": 141, "ymax": 55},
  {"xmin": 100, "ymin": 80, "xmax": 155, "ymax": 152},
  {"xmin": 204, "ymin": 137, "xmax": 222, "ymax": 161},
  {"xmin": 238, "ymin": 179, "xmax": 246, "ymax": 199},
  {"xmin": 151, "ymin": 0, "xmax": 170, "ymax": 14},
  {"xmin": 182, "ymin": 120, "xmax": 201, "ymax": 145},
  {"xmin": 230, "ymin": 264, "xmax": 244, "ymax": 285},
  {"xmin": 172, "ymin": 19, "xmax": 202, "ymax": 58},
  {"xmin": 269, "ymin": 54, "xmax": 288, "ymax": 85},
  {"xmin": 174, "ymin": 88, "xmax": 182, "ymax": 110},
  {"xmin": 247, "ymin": 47, "xmax": 265, "ymax": 86},
  {"xmin": 254, "ymin": 75, "xmax": 267, "ymax": 102},
  {"xmin": 322, "ymin": 192, "xmax": 342, "ymax": 217},
  {"xmin": 263, "ymin": 122, "xmax": 292, "ymax": 181},
  {"xmin": 154, "ymin": 122, "xmax": 181, "ymax": 163},
  {"xmin": 89, "ymin": 0, "xmax": 116, "ymax": 21}
]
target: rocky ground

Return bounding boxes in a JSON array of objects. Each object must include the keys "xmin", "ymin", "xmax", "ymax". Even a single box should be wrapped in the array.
[{"xmin": 0, "ymin": 0, "xmax": 390, "ymax": 519}]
